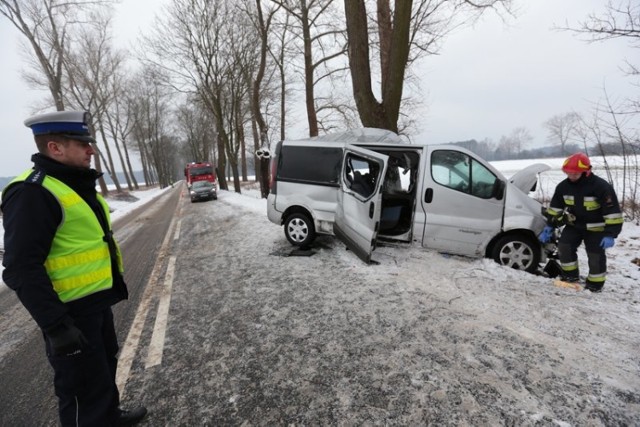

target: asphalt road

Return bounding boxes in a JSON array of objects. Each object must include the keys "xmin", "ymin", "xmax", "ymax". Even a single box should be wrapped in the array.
[{"xmin": 0, "ymin": 185, "xmax": 182, "ymax": 425}]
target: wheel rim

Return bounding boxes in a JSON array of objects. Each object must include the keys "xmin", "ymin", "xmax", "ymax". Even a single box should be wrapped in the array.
[
  {"xmin": 287, "ymin": 218, "xmax": 309, "ymax": 243},
  {"xmin": 498, "ymin": 241, "xmax": 534, "ymax": 270}
]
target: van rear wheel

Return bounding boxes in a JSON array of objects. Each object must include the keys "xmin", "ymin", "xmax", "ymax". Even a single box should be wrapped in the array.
[
  {"xmin": 284, "ymin": 213, "xmax": 316, "ymax": 247},
  {"xmin": 492, "ymin": 235, "xmax": 540, "ymax": 273}
]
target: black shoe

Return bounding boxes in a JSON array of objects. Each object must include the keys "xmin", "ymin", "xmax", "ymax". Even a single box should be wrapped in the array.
[
  {"xmin": 117, "ymin": 407, "xmax": 147, "ymax": 426},
  {"xmin": 585, "ymin": 283, "xmax": 604, "ymax": 293}
]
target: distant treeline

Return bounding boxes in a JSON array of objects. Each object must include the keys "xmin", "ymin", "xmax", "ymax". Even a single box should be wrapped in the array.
[{"xmin": 451, "ymin": 140, "xmax": 640, "ymax": 161}]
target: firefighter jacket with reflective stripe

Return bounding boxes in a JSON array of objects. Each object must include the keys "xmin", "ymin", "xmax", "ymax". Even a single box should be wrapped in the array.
[
  {"xmin": 8, "ymin": 170, "xmax": 124, "ymax": 302},
  {"xmin": 546, "ymin": 173, "xmax": 623, "ymax": 237}
]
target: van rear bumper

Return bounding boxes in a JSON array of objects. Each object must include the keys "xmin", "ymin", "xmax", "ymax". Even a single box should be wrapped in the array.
[{"xmin": 267, "ymin": 194, "xmax": 283, "ymax": 225}]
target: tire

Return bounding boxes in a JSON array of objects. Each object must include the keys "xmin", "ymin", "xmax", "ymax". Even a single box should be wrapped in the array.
[
  {"xmin": 491, "ymin": 234, "xmax": 541, "ymax": 273},
  {"xmin": 284, "ymin": 213, "xmax": 316, "ymax": 247}
]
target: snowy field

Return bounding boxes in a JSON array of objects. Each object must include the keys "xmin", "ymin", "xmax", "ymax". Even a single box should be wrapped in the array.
[{"xmin": 1, "ymin": 157, "xmax": 639, "ymax": 424}]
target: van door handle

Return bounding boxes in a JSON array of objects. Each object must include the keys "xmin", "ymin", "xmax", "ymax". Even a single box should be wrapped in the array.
[
  {"xmin": 425, "ymin": 188, "xmax": 433, "ymax": 203},
  {"xmin": 369, "ymin": 202, "xmax": 375, "ymax": 218}
]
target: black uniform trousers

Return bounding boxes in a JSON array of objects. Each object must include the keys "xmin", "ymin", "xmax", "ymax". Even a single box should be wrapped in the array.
[
  {"xmin": 44, "ymin": 307, "xmax": 120, "ymax": 426},
  {"xmin": 557, "ymin": 225, "xmax": 607, "ymax": 288}
]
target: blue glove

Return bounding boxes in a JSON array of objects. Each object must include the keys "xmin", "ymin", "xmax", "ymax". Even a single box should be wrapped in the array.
[
  {"xmin": 600, "ymin": 236, "xmax": 615, "ymax": 249},
  {"xmin": 538, "ymin": 225, "xmax": 554, "ymax": 243}
]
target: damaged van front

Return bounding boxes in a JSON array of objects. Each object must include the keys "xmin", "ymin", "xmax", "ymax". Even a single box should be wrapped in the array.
[{"xmin": 487, "ymin": 163, "xmax": 551, "ymax": 271}]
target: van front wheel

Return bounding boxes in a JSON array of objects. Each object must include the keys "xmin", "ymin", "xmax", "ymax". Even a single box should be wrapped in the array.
[
  {"xmin": 492, "ymin": 235, "xmax": 540, "ymax": 273},
  {"xmin": 284, "ymin": 213, "xmax": 316, "ymax": 247}
]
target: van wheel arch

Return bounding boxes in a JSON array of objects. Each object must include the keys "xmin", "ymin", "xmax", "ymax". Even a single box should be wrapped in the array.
[
  {"xmin": 489, "ymin": 232, "xmax": 541, "ymax": 273},
  {"xmin": 283, "ymin": 210, "xmax": 316, "ymax": 247}
]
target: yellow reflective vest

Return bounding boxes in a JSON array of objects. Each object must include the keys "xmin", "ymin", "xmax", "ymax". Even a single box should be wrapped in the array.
[{"xmin": 9, "ymin": 170, "xmax": 124, "ymax": 302}]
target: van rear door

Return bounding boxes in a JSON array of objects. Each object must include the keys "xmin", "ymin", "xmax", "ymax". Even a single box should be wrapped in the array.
[{"xmin": 334, "ymin": 145, "xmax": 388, "ymax": 263}]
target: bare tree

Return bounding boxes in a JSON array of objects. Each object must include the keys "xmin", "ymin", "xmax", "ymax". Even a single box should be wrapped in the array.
[
  {"xmin": 510, "ymin": 126, "xmax": 532, "ymax": 155},
  {"xmin": 176, "ymin": 100, "xmax": 217, "ymax": 166},
  {"xmin": 102, "ymin": 78, "xmax": 141, "ymax": 191},
  {"xmin": 0, "ymin": 0, "xmax": 103, "ymax": 109},
  {"xmin": 544, "ymin": 112, "xmax": 581, "ymax": 155},
  {"xmin": 226, "ymin": 8, "xmax": 260, "ymax": 191},
  {"xmin": 63, "ymin": 12, "xmax": 127, "ymax": 193},
  {"xmin": 344, "ymin": 0, "xmax": 512, "ymax": 133},
  {"xmin": 496, "ymin": 127, "xmax": 531, "ymax": 159},
  {"xmin": 269, "ymin": 9, "xmax": 296, "ymax": 141},
  {"xmin": 560, "ymin": 1, "xmax": 639, "ymax": 114},
  {"xmin": 576, "ymin": 92, "xmax": 640, "ymax": 220},
  {"xmin": 0, "ymin": 0, "xmax": 115, "ymax": 190},
  {"xmin": 241, "ymin": 0, "xmax": 282, "ymax": 197},
  {"xmin": 562, "ymin": 1, "xmax": 640, "ymax": 75},
  {"xmin": 129, "ymin": 67, "xmax": 175, "ymax": 188},
  {"xmin": 140, "ymin": 0, "xmax": 246, "ymax": 192},
  {"xmin": 271, "ymin": 0, "xmax": 351, "ymax": 137},
  {"xmin": 559, "ymin": 1, "xmax": 640, "ymax": 219}
]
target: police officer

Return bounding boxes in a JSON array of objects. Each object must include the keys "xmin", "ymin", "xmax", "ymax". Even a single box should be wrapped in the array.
[
  {"xmin": 1, "ymin": 111, "xmax": 147, "ymax": 426},
  {"xmin": 538, "ymin": 153, "xmax": 624, "ymax": 292}
]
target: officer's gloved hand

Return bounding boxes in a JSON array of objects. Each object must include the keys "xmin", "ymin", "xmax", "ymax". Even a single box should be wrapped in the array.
[
  {"xmin": 45, "ymin": 318, "xmax": 89, "ymax": 357},
  {"xmin": 600, "ymin": 236, "xmax": 615, "ymax": 249},
  {"xmin": 538, "ymin": 225, "xmax": 554, "ymax": 243}
]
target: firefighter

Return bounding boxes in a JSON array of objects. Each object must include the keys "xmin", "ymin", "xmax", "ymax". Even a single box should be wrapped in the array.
[
  {"xmin": 1, "ymin": 111, "xmax": 147, "ymax": 426},
  {"xmin": 538, "ymin": 153, "xmax": 624, "ymax": 292}
]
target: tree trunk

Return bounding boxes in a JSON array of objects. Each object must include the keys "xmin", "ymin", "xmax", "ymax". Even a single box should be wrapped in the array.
[
  {"xmin": 344, "ymin": 0, "xmax": 393, "ymax": 131},
  {"xmin": 217, "ymin": 132, "xmax": 228, "ymax": 191},
  {"xmin": 301, "ymin": 5, "xmax": 319, "ymax": 136},
  {"xmin": 98, "ymin": 122, "xmax": 122, "ymax": 192}
]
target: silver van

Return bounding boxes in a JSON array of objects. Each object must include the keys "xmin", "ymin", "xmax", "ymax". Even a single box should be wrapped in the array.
[{"xmin": 267, "ymin": 128, "xmax": 550, "ymax": 272}]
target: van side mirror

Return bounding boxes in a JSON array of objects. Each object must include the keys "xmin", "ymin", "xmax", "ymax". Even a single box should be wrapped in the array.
[{"xmin": 492, "ymin": 180, "xmax": 505, "ymax": 200}]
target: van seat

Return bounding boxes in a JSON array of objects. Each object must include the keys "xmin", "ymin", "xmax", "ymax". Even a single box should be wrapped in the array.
[{"xmin": 380, "ymin": 205, "xmax": 402, "ymax": 231}]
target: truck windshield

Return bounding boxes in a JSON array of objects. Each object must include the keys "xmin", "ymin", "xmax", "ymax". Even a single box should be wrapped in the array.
[{"xmin": 190, "ymin": 167, "xmax": 213, "ymax": 176}]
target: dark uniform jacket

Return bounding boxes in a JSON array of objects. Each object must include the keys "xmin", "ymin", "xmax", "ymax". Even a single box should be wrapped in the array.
[
  {"xmin": 1, "ymin": 153, "xmax": 128, "ymax": 332},
  {"xmin": 548, "ymin": 173, "xmax": 623, "ymax": 238}
]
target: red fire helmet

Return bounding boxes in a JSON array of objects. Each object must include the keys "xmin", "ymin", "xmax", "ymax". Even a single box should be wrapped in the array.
[{"xmin": 562, "ymin": 153, "xmax": 591, "ymax": 175}]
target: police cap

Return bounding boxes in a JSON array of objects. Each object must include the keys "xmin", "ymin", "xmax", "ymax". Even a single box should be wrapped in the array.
[{"xmin": 24, "ymin": 110, "xmax": 96, "ymax": 144}]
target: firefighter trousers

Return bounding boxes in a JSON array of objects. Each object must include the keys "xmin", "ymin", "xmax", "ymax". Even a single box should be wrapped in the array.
[
  {"xmin": 557, "ymin": 225, "xmax": 607, "ymax": 289},
  {"xmin": 44, "ymin": 307, "xmax": 121, "ymax": 426}
]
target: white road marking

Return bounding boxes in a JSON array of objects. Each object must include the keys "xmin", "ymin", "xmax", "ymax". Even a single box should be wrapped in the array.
[
  {"xmin": 145, "ymin": 255, "xmax": 176, "ymax": 368},
  {"xmin": 116, "ymin": 197, "xmax": 179, "ymax": 399},
  {"xmin": 173, "ymin": 219, "xmax": 182, "ymax": 241}
]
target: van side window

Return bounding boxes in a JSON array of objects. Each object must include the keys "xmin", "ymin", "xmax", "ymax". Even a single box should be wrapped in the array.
[
  {"xmin": 279, "ymin": 146, "xmax": 343, "ymax": 185},
  {"xmin": 431, "ymin": 150, "xmax": 498, "ymax": 199},
  {"xmin": 345, "ymin": 154, "xmax": 380, "ymax": 199},
  {"xmin": 470, "ymin": 160, "xmax": 498, "ymax": 199}
]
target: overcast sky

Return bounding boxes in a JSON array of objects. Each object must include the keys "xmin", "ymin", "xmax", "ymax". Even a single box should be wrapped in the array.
[{"xmin": 0, "ymin": 0, "xmax": 636, "ymax": 178}]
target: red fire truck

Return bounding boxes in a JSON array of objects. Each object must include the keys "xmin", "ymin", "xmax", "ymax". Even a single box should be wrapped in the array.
[{"xmin": 184, "ymin": 162, "xmax": 216, "ymax": 187}]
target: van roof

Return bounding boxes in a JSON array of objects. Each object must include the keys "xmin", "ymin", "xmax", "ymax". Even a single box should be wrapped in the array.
[{"xmin": 290, "ymin": 127, "xmax": 406, "ymax": 144}]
